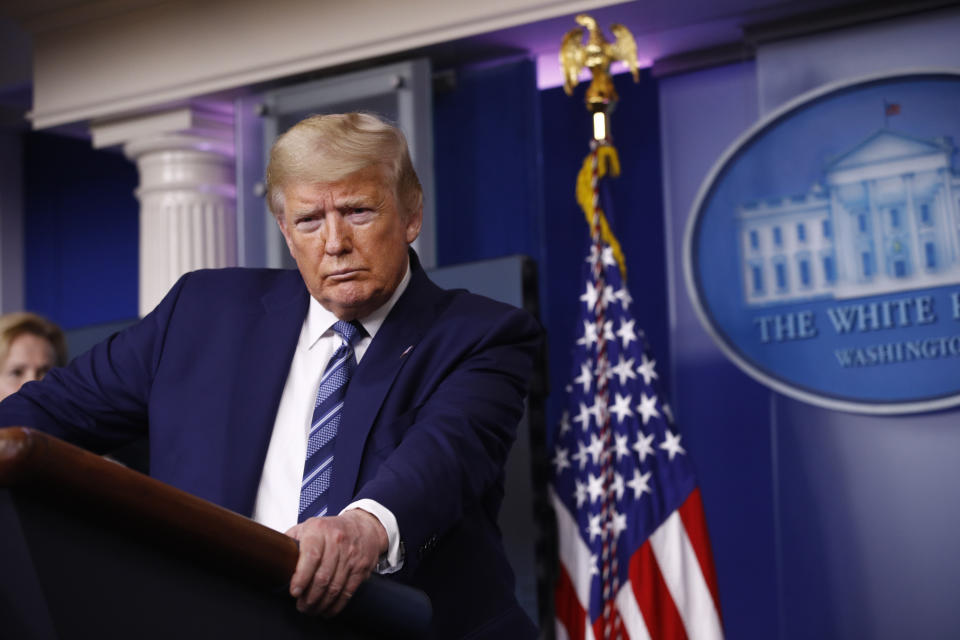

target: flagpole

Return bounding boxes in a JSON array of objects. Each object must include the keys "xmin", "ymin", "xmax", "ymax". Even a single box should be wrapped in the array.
[
  {"xmin": 560, "ymin": 14, "xmax": 641, "ymax": 639},
  {"xmin": 553, "ymin": 13, "xmax": 725, "ymax": 640}
]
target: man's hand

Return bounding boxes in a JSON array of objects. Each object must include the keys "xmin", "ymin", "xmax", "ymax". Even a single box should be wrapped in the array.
[{"xmin": 285, "ymin": 509, "xmax": 389, "ymax": 616}]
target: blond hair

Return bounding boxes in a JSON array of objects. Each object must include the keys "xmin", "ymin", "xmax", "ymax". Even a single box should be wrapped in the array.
[
  {"xmin": 0, "ymin": 312, "xmax": 68, "ymax": 368},
  {"xmin": 265, "ymin": 112, "xmax": 422, "ymax": 219}
]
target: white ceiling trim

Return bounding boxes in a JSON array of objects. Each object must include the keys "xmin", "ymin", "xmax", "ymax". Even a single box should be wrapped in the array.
[{"xmin": 30, "ymin": 0, "xmax": 627, "ymax": 129}]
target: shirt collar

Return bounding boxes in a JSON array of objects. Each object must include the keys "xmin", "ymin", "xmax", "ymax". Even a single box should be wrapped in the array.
[{"xmin": 306, "ymin": 262, "xmax": 412, "ymax": 349}]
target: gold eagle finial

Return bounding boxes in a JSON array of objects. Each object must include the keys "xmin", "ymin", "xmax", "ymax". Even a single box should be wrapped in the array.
[{"xmin": 559, "ymin": 13, "xmax": 639, "ymax": 112}]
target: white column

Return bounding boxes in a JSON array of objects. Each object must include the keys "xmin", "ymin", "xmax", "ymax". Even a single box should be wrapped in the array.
[
  {"xmin": 940, "ymin": 167, "xmax": 960, "ymax": 265},
  {"xmin": 902, "ymin": 174, "xmax": 921, "ymax": 275},
  {"xmin": 866, "ymin": 179, "xmax": 884, "ymax": 282},
  {"xmin": 91, "ymin": 104, "xmax": 237, "ymax": 316},
  {"xmin": 829, "ymin": 186, "xmax": 856, "ymax": 286}
]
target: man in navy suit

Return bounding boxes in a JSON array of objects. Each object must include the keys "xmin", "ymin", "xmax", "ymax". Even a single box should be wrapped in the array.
[{"xmin": 0, "ymin": 113, "xmax": 541, "ymax": 638}]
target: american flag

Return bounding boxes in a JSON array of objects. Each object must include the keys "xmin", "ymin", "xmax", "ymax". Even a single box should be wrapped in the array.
[{"xmin": 552, "ymin": 147, "xmax": 724, "ymax": 640}]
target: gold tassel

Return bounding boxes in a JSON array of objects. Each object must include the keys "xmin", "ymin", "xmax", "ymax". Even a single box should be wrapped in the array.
[{"xmin": 576, "ymin": 146, "xmax": 627, "ymax": 280}]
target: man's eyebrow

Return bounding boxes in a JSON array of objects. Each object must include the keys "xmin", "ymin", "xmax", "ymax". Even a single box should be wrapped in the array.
[
  {"xmin": 336, "ymin": 194, "xmax": 377, "ymax": 207},
  {"xmin": 290, "ymin": 205, "xmax": 321, "ymax": 217}
]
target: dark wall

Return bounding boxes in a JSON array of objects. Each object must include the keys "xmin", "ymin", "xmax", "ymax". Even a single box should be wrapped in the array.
[
  {"xmin": 434, "ymin": 60, "xmax": 667, "ymax": 437},
  {"xmin": 23, "ymin": 132, "xmax": 138, "ymax": 330},
  {"xmin": 434, "ymin": 59, "xmax": 545, "ymax": 269}
]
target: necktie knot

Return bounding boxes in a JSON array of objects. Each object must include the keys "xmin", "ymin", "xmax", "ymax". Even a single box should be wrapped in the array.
[{"xmin": 332, "ymin": 320, "xmax": 366, "ymax": 349}]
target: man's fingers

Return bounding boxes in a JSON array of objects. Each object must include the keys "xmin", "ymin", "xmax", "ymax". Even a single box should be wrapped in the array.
[
  {"xmin": 300, "ymin": 543, "xmax": 341, "ymax": 614},
  {"xmin": 327, "ymin": 568, "xmax": 368, "ymax": 615},
  {"xmin": 290, "ymin": 513, "xmax": 384, "ymax": 615},
  {"xmin": 290, "ymin": 528, "xmax": 324, "ymax": 598},
  {"xmin": 317, "ymin": 555, "xmax": 369, "ymax": 616}
]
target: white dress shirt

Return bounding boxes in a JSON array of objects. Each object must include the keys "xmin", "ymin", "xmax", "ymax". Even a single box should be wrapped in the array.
[{"xmin": 252, "ymin": 266, "xmax": 411, "ymax": 572}]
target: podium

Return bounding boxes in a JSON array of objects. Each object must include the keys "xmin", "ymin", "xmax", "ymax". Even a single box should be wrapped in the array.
[{"xmin": 0, "ymin": 427, "xmax": 430, "ymax": 639}]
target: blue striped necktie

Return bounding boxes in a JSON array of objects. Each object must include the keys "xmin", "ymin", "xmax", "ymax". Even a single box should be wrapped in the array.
[{"xmin": 298, "ymin": 320, "xmax": 365, "ymax": 523}]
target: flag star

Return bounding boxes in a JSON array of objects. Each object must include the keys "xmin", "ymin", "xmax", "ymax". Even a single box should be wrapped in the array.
[
  {"xmin": 660, "ymin": 430, "xmax": 686, "ymax": 460},
  {"xmin": 610, "ymin": 509, "xmax": 628, "ymax": 538},
  {"xmin": 627, "ymin": 468, "xmax": 652, "ymax": 499},
  {"xmin": 574, "ymin": 478, "xmax": 588, "ymax": 507},
  {"xmin": 588, "ymin": 400, "xmax": 608, "ymax": 429},
  {"xmin": 601, "ymin": 246, "xmax": 617, "ymax": 267},
  {"xmin": 586, "ymin": 433, "xmax": 606, "ymax": 465},
  {"xmin": 636, "ymin": 353, "xmax": 658, "ymax": 385},
  {"xmin": 572, "ymin": 439, "xmax": 591, "ymax": 470},
  {"xmin": 602, "ymin": 285, "xmax": 616, "ymax": 307},
  {"xmin": 616, "ymin": 318, "xmax": 638, "ymax": 349},
  {"xmin": 610, "ymin": 355, "xmax": 637, "ymax": 386},
  {"xmin": 580, "ymin": 281, "xmax": 599, "ymax": 311},
  {"xmin": 589, "ymin": 553, "xmax": 599, "ymax": 576},
  {"xmin": 614, "ymin": 433, "xmax": 630, "ymax": 461},
  {"xmin": 615, "ymin": 287, "xmax": 633, "ymax": 310},
  {"xmin": 588, "ymin": 514, "xmax": 603, "ymax": 541},
  {"xmin": 610, "ymin": 393, "xmax": 634, "ymax": 425},
  {"xmin": 586, "ymin": 472, "xmax": 605, "ymax": 503},
  {"xmin": 552, "ymin": 447, "xmax": 571, "ymax": 474},
  {"xmin": 559, "ymin": 410, "xmax": 572, "ymax": 436},
  {"xmin": 586, "ymin": 245, "xmax": 601, "ymax": 268},
  {"xmin": 573, "ymin": 402, "xmax": 592, "ymax": 431},
  {"xmin": 636, "ymin": 392, "xmax": 660, "ymax": 425},
  {"xmin": 633, "ymin": 431, "xmax": 655, "ymax": 463},
  {"xmin": 565, "ymin": 384, "xmax": 572, "ymax": 393},
  {"xmin": 611, "ymin": 471, "xmax": 625, "ymax": 499},
  {"xmin": 573, "ymin": 362, "xmax": 593, "ymax": 394},
  {"xmin": 577, "ymin": 320, "xmax": 598, "ymax": 347},
  {"xmin": 601, "ymin": 320, "xmax": 616, "ymax": 342}
]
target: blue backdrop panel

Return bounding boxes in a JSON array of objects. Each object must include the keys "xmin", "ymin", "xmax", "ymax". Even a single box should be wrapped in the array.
[
  {"xmin": 23, "ymin": 132, "xmax": 139, "ymax": 330},
  {"xmin": 659, "ymin": 60, "xmax": 779, "ymax": 638},
  {"xmin": 433, "ymin": 58, "xmax": 545, "ymax": 269}
]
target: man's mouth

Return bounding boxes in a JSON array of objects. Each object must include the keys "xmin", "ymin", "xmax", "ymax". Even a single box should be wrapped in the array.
[{"xmin": 326, "ymin": 268, "xmax": 361, "ymax": 280}]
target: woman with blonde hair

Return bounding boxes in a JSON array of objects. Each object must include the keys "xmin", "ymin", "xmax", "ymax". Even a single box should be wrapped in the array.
[{"xmin": 0, "ymin": 312, "xmax": 67, "ymax": 402}]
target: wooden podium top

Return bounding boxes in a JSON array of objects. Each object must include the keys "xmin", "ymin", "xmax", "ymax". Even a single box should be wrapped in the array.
[
  {"xmin": 0, "ymin": 425, "xmax": 297, "ymax": 587},
  {"xmin": 0, "ymin": 426, "xmax": 430, "ymax": 638}
]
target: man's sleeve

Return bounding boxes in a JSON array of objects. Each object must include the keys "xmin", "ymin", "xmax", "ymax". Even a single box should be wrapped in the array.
[
  {"xmin": 0, "ymin": 273, "xmax": 191, "ymax": 451},
  {"xmin": 351, "ymin": 300, "xmax": 542, "ymax": 575}
]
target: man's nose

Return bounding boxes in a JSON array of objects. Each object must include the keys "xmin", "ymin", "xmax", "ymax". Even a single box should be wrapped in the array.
[{"xmin": 324, "ymin": 214, "xmax": 352, "ymax": 254}]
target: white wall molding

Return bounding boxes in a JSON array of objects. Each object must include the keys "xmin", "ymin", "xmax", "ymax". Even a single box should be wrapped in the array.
[{"xmin": 28, "ymin": 0, "xmax": 625, "ymax": 129}]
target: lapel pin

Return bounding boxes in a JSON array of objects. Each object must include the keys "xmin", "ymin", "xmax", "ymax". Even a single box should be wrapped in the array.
[{"xmin": 400, "ymin": 345, "xmax": 414, "ymax": 358}]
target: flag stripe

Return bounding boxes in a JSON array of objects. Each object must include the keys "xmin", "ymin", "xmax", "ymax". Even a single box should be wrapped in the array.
[
  {"xmin": 678, "ymin": 488, "xmax": 723, "ymax": 616},
  {"xmin": 616, "ymin": 580, "xmax": 652, "ymax": 640},
  {"xmin": 556, "ymin": 563, "xmax": 588, "ymax": 640},
  {"xmin": 630, "ymin": 541, "xmax": 688, "ymax": 640},
  {"xmin": 649, "ymin": 512, "xmax": 724, "ymax": 640},
  {"xmin": 552, "ymin": 487, "xmax": 594, "ymax": 607}
]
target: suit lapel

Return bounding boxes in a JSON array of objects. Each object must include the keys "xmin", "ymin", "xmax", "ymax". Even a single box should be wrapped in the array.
[
  {"xmin": 329, "ymin": 257, "xmax": 445, "ymax": 512},
  {"xmin": 223, "ymin": 271, "xmax": 309, "ymax": 515}
]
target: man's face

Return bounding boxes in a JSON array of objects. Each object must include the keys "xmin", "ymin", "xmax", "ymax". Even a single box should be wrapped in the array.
[{"xmin": 277, "ymin": 165, "xmax": 422, "ymax": 320}]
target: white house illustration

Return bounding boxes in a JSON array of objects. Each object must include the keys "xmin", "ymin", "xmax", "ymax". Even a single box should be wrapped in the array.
[{"xmin": 738, "ymin": 129, "xmax": 960, "ymax": 305}]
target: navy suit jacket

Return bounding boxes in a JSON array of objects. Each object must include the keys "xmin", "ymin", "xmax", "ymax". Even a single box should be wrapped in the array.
[{"xmin": 0, "ymin": 253, "xmax": 541, "ymax": 638}]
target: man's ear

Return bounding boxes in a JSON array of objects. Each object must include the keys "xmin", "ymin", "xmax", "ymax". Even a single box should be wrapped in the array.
[{"xmin": 405, "ymin": 205, "xmax": 423, "ymax": 244}]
